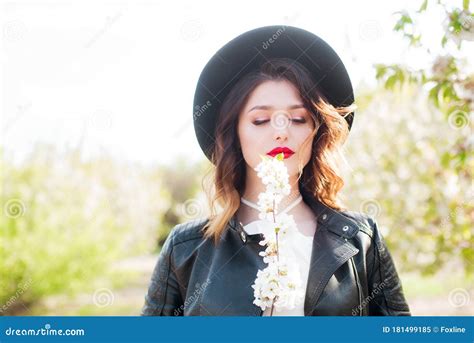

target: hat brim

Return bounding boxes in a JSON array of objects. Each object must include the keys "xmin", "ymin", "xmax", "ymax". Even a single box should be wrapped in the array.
[{"xmin": 193, "ymin": 25, "xmax": 355, "ymax": 162}]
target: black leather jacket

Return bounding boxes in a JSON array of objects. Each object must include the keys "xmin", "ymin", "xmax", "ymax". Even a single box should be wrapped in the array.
[{"xmin": 141, "ymin": 195, "xmax": 410, "ymax": 316}]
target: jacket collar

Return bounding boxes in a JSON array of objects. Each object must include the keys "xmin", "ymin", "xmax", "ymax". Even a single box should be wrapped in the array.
[
  {"xmin": 228, "ymin": 193, "xmax": 361, "ymax": 316},
  {"xmin": 229, "ymin": 193, "xmax": 360, "ymax": 241},
  {"xmin": 302, "ymin": 192, "xmax": 360, "ymax": 239}
]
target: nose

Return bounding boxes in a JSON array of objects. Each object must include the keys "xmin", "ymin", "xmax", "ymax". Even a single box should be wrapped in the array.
[
  {"xmin": 274, "ymin": 129, "xmax": 288, "ymax": 142},
  {"xmin": 272, "ymin": 112, "xmax": 290, "ymax": 142}
]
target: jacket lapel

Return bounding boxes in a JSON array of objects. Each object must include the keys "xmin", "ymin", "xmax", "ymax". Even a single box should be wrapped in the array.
[
  {"xmin": 303, "ymin": 226, "xmax": 359, "ymax": 315},
  {"xmin": 302, "ymin": 194, "xmax": 361, "ymax": 315}
]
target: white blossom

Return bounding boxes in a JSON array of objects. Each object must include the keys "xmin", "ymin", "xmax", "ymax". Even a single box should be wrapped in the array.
[
  {"xmin": 251, "ymin": 153, "xmax": 304, "ymax": 313},
  {"xmin": 443, "ymin": 10, "xmax": 474, "ymax": 45}
]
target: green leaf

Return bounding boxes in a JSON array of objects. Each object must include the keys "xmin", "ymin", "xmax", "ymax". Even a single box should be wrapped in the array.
[
  {"xmin": 421, "ymin": 74, "xmax": 427, "ymax": 83},
  {"xmin": 463, "ymin": 0, "xmax": 470, "ymax": 10},
  {"xmin": 428, "ymin": 84, "xmax": 441, "ymax": 108},
  {"xmin": 441, "ymin": 35, "xmax": 448, "ymax": 47},
  {"xmin": 418, "ymin": 0, "xmax": 428, "ymax": 13},
  {"xmin": 385, "ymin": 74, "xmax": 399, "ymax": 90},
  {"xmin": 452, "ymin": 20, "xmax": 463, "ymax": 34},
  {"xmin": 397, "ymin": 69, "xmax": 405, "ymax": 85},
  {"xmin": 394, "ymin": 12, "xmax": 413, "ymax": 32},
  {"xmin": 375, "ymin": 64, "xmax": 388, "ymax": 79},
  {"xmin": 276, "ymin": 152, "xmax": 284, "ymax": 161}
]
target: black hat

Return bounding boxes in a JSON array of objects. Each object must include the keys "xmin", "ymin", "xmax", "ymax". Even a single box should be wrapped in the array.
[{"xmin": 193, "ymin": 25, "xmax": 354, "ymax": 162}]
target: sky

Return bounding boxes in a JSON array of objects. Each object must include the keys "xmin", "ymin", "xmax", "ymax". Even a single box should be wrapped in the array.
[{"xmin": 1, "ymin": 0, "xmax": 471, "ymax": 166}]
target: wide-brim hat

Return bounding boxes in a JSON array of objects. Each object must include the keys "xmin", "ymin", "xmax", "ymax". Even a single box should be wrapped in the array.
[{"xmin": 193, "ymin": 25, "xmax": 354, "ymax": 162}]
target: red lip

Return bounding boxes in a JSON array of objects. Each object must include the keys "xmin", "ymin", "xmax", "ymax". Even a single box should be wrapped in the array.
[{"xmin": 267, "ymin": 147, "xmax": 295, "ymax": 159}]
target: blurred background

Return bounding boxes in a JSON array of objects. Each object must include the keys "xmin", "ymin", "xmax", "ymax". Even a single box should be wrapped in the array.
[{"xmin": 1, "ymin": 0, "xmax": 472, "ymax": 316}]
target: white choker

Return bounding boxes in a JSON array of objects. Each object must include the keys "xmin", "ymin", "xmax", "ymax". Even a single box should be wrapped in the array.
[{"xmin": 240, "ymin": 195, "xmax": 303, "ymax": 215}]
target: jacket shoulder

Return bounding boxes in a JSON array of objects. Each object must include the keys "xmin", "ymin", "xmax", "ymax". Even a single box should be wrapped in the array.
[
  {"xmin": 169, "ymin": 217, "xmax": 209, "ymax": 245},
  {"xmin": 338, "ymin": 210, "xmax": 376, "ymax": 238}
]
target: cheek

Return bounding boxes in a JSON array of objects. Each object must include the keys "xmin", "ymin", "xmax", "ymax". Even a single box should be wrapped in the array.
[
  {"xmin": 238, "ymin": 124, "xmax": 262, "ymax": 167},
  {"xmin": 295, "ymin": 127, "xmax": 314, "ymax": 161}
]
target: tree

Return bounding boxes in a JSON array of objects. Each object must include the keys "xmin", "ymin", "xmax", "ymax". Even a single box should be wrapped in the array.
[{"xmin": 345, "ymin": 0, "xmax": 473, "ymax": 276}]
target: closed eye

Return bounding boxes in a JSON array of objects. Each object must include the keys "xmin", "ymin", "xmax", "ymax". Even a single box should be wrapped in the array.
[
  {"xmin": 253, "ymin": 117, "xmax": 306, "ymax": 125},
  {"xmin": 253, "ymin": 119, "xmax": 269, "ymax": 126},
  {"xmin": 292, "ymin": 117, "xmax": 307, "ymax": 124}
]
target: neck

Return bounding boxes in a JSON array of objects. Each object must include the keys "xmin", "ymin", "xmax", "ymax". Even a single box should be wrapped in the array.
[{"xmin": 241, "ymin": 168, "xmax": 302, "ymax": 210}]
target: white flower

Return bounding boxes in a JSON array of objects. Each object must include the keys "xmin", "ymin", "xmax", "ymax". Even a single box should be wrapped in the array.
[
  {"xmin": 251, "ymin": 153, "xmax": 305, "ymax": 313},
  {"xmin": 443, "ymin": 9, "xmax": 474, "ymax": 45},
  {"xmin": 254, "ymin": 154, "xmax": 291, "ymax": 200}
]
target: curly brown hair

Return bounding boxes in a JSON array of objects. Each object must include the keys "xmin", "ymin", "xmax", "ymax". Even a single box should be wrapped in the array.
[{"xmin": 201, "ymin": 58, "xmax": 355, "ymax": 244}]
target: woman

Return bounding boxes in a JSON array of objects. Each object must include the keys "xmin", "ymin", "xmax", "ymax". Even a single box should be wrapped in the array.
[{"xmin": 142, "ymin": 25, "xmax": 410, "ymax": 316}]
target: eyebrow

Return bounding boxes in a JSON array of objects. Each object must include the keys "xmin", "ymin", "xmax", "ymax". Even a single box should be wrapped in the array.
[{"xmin": 247, "ymin": 104, "xmax": 306, "ymax": 113}]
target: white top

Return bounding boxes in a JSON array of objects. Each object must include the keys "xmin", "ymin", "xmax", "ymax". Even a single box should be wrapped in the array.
[
  {"xmin": 240, "ymin": 195, "xmax": 315, "ymax": 316},
  {"xmin": 242, "ymin": 219, "xmax": 314, "ymax": 316}
]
